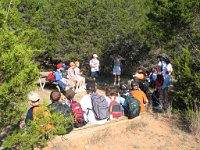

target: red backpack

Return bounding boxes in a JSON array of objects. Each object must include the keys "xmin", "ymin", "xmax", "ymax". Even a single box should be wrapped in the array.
[
  {"xmin": 70, "ymin": 100, "xmax": 86, "ymax": 128},
  {"xmin": 155, "ymin": 74, "xmax": 164, "ymax": 88},
  {"xmin": 46, "ymin": 72, "xmax": 56, "ymax": 83},
  {"xmin": 109, "ymin": 96, "xmax": 123, "ymax": 118}
]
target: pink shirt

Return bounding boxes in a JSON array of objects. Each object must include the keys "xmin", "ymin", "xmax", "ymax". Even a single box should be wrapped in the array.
[{"xmin": 67, "ymin": 67, "xmax": 77, "ymax": 81}]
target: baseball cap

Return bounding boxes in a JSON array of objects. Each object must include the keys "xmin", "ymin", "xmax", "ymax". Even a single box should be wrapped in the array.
[
  {"xmin": 86, "ymin": 82, "xmax": 96, "ymax": 90},
  {"xmin": 28, "ymin": 91, "xmax": 40, "ymax": 102},
  {"xmin": 57, "ymin": 63, "xmax": 63, "ymax": 69},
  {"xmin": 93, "ymin": 54, "xmax": 98, "ymax": 58},
  {"xmin": 62, "ymin": 63, "xmax": 67, "ymax": 68}
]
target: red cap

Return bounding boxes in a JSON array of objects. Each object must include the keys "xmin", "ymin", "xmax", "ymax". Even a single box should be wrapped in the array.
[{"xmin": 57, "ymin": 63, "xmax": 63, "ymax": 69}]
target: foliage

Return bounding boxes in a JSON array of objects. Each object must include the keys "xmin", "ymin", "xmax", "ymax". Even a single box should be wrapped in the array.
[
  {"xmin": 173, "ymin": 48, "xmax": 200, "ymax": 111},
  {"xmin": 2, "ymin": 106, "xmax": 74, "ymax": 150},
  {"xmin": 146, "ymin": 0, "xmax": 200, "ymax": 49},
  {"xmin": 1, "ymin": 0, "xmax": 152, "ymax": 73},
  {"xmin": 0, "ymin": 4, "xmax": 39, "ymax": 146}
]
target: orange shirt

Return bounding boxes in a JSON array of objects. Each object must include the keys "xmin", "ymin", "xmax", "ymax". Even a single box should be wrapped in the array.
[{"xmin": 130, "ymin": 90, "xmax": 148, "ymax": 112}]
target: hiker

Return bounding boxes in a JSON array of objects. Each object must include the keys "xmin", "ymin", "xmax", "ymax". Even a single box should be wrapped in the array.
[
  {"xmin": 105, "ymin": 86, "xmax": 125, "ymax": 119},
  {"xmin": 48, "ymin": 91, "xmax": 73, "ymax": 133},
  {"xmin": 159, "ymin": 55, "xmax": 173, "ymax": 109},
  {"xmin": 74, "ymin": 61, "xmax": 86, "ymax": 90},
  {"xmin": 67, "ymin": 62, "xmax": 82, "ymax": 93},
  {"xmin": 89, "ymin": 54, "xmax": 100, "ymax": 83},
  {"xmin": 119, "ymin": 83, "xmax": 140, "ymax": 119},
  {"xmin": 63, "ymin": 89, "xmax": 86, "ymax": 128},
  {"xmin": 20, "ymin": 92, "xmax": 53, "ymax": 132},
  {"xmin": 157, "ymin": 54, "xmax": 167, "ymax": 75},
  {"xmin": 80, "ymin": 82, "xmax": 109, "ymax": 125},
  {"xmin": 148, "ymin": 66, "xmax": 158, "ymax": 89},
  {"xmin": 54, "ymin": 63, "xmax": 70, "ymax": 91},
  {"xmin": 60, "ymin": 63, "xmax": 68, "ymax": 79},
  {"xmin": 130, "ymin": 81, "xmax": 148, "ymax": 113},
  {"xmin": 132, "ymin": 68, "xmax": 149, "ymax": 94},
  {"xmin": 133, "ymin": 68, "xmax": 147, "ymax": 81},
  {"xmin": 111, "ymin": 54, "xmax": 125, "ymax": 86}
]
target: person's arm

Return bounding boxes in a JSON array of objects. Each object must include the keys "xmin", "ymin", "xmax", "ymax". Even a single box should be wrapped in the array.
[
  {"xmin": 89, "ymin": 60, "xmax": 94, "ymax": 68},
  {"xmin": 143, "ymin": 92, "xmax": 148, "ymax": 105}
]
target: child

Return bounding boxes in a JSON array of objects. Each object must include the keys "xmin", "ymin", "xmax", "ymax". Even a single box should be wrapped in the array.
[
  {"xmin": 67, "ymin": 62, "xmax": 82, "ymax": 93},
  {"xmin": 105, "ymin": 86, "xmax": 125, "ymax": 118},
  {"xmin": 74, "ymin": 61, "xmax": 86, "ymax": 89},
  {"xmin": 63, "ymin": 89, "xmax": 86, "ymax": 128}
]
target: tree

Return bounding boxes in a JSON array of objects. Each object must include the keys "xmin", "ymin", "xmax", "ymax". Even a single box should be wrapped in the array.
[{"xmin": 0, "ymin": 4, "xmax": 39, "ymax": 139}]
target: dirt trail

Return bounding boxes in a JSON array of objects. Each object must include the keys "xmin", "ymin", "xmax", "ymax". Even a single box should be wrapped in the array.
[{"xmin": 35, "ymin": 87, "xmax": 200, "ymax": 150}]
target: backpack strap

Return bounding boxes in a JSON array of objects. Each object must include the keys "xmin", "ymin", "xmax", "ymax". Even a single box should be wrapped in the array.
[{"xmin": 108, "ymin": 96, "xmax": 117, "ymax": 102}]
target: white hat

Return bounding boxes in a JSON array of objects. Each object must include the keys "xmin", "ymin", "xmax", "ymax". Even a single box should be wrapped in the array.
[
  {"xmin": 93, "ymin": 54, "xmax": 98, "ymax": 58},
  {"xmin": 28, "ymin": 91, "xmax": 40, "ymax": 102}
]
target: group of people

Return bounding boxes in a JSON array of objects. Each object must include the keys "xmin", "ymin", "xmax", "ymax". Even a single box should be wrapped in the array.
[
  {"xmin": 131, "ymin": 53, "xmax": 173, "ymax": 111},
  {"xmin": 20, "ymin": 52, "xmax": 173, "ymax": 136},
  {"xmin": 53, "ymin": 61, "xmax": 86, "ymax": 93},
  {"xmin": 21, "ymin": 79, "xmax": 148, "ymax": 133},
  {"xmin": 53, "ymin": 53, "xmax": 126, "ymax": 93}
]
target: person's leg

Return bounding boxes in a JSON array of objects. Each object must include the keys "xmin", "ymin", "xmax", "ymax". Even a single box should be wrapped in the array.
[
  {"xmin": 90, "ymin": 72, "xmax": 95, "ymax": 83},
  {"xmin": 117, "ymin": 66, "xmax": 121, "ymax": 86},
  {"xmin": 57, "ymin": 80, "xmax": 68, "ymax": 91},
  {"xmin": 75, "ymin": 79, "xmax": 81, "ymax": 92},
  {"xmin": 158, "ymin": 88, "xmax": 164, "ymax": 108},
  {"xmin": 163, "ymin": 87, "xmax": 169, "ymax": 109},
  {"xmin": 114, "ymin": 75, "xmax": 117, "ymax": 85},
  {"xmin": 117, "ymin": 75, "xmax": 121, "ymax": 86}
]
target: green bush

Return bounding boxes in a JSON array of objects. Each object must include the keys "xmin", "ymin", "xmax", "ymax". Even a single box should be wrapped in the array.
[{"xmin": 2, "ymin": 106, "xmax": 74, "ymax": 150}]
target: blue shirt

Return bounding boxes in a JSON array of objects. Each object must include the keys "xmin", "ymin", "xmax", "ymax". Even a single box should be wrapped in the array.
[{"xmin": 54, "ymin": 70, "xmax": 63, "ymax": 81}]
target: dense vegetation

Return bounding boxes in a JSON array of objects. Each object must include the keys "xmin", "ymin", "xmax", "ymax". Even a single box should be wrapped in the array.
[{"xmin": 0, "ymin": 0, "xmax": 199, "ymax": 148}]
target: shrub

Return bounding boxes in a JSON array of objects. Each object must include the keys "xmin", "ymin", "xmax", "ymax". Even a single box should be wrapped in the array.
[{"xmin": 2, "ymin": 106, "xmax": 74, "ymax": 150}]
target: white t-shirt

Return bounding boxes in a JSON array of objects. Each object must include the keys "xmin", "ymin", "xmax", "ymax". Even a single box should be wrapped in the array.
[
  {"xmin": 90, "ymin": 59, "xmax": 100, "ymax": 72},
  {"xmin": 167, "ymin": 63, "xmax": 173, "ymax": 75},
  {"xmin": 80, "ymin": 94, "xmax": 108, "ymax": 125},
  {"xmin": 74, "ymin": 67, "xmax": 80, "ymax": 75}
]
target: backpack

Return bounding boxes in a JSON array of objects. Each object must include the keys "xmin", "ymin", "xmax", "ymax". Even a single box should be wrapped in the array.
[
  {"xmin": 138, "ymin": 80, "xmax": 149, "ymax": 94},
  {"xmin": 155, "ymin": 74, "xmax": 164, "ymax": 88},
  {"xmin": 46, "ymin": 72, "xmax": 56, "ymax": 83},
  {"xmin": 108, "ymin": 96, "xmax": 123, "ymax": 118},
  {"xmin": 124, "ymin": 95, "xmax": 140, "ymax": 119},
  {"xmin": 70, "ymin": 100, "xmax": 86, "ymax": 128},
  {"xmin": 90, "ymin": 93, "xmax": 109, "ymax": 120},
  {"xmin": 48, "ymin": 102, "xmax": 73, "ymax": 134}
]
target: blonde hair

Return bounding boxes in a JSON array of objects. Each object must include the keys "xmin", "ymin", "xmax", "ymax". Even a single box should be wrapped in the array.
[{"xmin": 75, "ymin": 61, "xmax": 80, "ymax": 66}]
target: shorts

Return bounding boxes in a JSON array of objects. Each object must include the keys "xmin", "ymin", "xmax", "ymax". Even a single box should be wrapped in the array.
[
  {"xmin": 113, "ymin": 66, "xmax": 121, "ymax": 75},
  {"xmin": 90, "ymin": 71, "xmax": 99, "ymax": 78}
]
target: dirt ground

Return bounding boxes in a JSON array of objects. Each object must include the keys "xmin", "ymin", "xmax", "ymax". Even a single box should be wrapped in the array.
[{"xmin": 35, "ymin": 85, "xmax": 200, "ymax": 150}]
